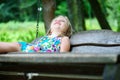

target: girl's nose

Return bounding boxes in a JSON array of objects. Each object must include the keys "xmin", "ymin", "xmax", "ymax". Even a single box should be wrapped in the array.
[
  {"xmin": 54, "ymin": 20, "xmax": 61, "ymax": 25},
  {"xmin": 55, "ymin": 20, "xmax": 60, "ymax": 23}
]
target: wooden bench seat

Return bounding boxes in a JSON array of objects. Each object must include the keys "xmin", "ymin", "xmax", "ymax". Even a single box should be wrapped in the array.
[{"xmin": 0, "ymin": 30, "xmax": 120, "ymax": 80}]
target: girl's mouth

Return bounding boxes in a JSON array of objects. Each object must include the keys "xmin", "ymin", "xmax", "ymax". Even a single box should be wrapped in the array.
[{"xmin": 54, "ymin": 21, "xmax": 61, "ymax": 25}]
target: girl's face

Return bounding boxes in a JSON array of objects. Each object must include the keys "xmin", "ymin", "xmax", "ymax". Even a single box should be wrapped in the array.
[{"xmin": 50, "ymin": 16, "xmax": 69, "ymax": 34}]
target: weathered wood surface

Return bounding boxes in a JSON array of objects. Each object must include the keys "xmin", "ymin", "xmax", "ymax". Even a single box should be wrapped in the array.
[
  {"xmin": 0, "ymin": 53, "xmax": 119, "ymax": 80},
  {"xmin": 0, "ymin": 53, "xmax": 106, "ymax": 80},
  {"xmin": 0, "ymin": 52, "xmax": 119, "ymax": 80},
  {"xmin": 70, "ymin": 30, "xmax": 120, "ymax": 54},
  {"xmin": 71, "ymin": 30, "xmax": 120, "ymax": 45},
  {"xmin": 0, "ymin": 52, "xmax": 118, "ymax": 63}
]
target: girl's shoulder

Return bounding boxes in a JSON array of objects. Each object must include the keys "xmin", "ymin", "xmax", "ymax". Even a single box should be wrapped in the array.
[
  {"xmin": 61, "ymin": 36, "xmax": 69, "ymax": 39},
  {"xmin": 61, "ymin": 36, "xmax": 70, "ymax": 41}
]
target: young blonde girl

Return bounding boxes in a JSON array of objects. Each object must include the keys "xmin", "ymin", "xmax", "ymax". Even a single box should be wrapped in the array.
[{"xmin": 0, "ymin": 15, "xmax": 73, "ymax": 53}]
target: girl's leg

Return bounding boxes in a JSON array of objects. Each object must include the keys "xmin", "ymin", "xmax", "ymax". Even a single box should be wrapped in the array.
[{"xmin": 0, "ymin": 42, "xmax": 20, "ymax": 53}]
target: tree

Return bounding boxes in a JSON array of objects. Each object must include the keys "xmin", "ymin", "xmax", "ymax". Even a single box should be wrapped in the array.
[
  {"xmin": 88, "ymin": 0, "xmax": 111, "ymax": 30},
  {"xmin": 77, "ymin": 0, "xmax": 86, "ymax": 30},
  {"xmin": 42, "ymin": 0, "xmax": 56, "ymax": 32},
  {"xmin": 67, "ymin": 0, "xmax": 85, "ymax": 32}
]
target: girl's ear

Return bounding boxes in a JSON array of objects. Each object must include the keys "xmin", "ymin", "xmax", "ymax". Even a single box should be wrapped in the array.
[
  {"xmin": 47, "ymin": 28, "xmax": 51, "ymax": 35},
  {"xmin": 65, "ymin": 27, "xmax": 71, "ymax": 37},
  {"xmin": 50, "ymin": 30, "xmax": 52, "ymax": 34}
]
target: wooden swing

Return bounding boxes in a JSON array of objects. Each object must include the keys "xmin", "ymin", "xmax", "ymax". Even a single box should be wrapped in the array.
[{"xmin": 0, "ymin": 0, "xmax": 120, "ymax": 80}]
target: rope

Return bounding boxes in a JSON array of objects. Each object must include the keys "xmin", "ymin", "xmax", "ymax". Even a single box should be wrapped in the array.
[{"xmin": 36, "ymin": 0, "xmax": 41, "ymax": 38}]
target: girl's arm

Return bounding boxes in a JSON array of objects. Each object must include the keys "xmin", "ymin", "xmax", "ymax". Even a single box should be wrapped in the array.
[
  {"xmin": 60, "ymin": 36, "xmax": 70, "ymax": 52},
  {"xmin": 0, "ymin": 42, "xmax": 20, "ymax": 53}
]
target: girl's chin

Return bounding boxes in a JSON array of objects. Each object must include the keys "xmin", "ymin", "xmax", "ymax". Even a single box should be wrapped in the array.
[
  {"xmin": 55, "ymin": 27, "xmax": 61, "ymax": 30},
  {"xmin": 53, "ymin": 25, "xmax": 60, "ymax": 29}
]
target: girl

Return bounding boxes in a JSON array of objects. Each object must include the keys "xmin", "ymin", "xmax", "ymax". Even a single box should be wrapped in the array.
[{"xmin": 0, "ymin": 15, "xmax": 73, "ymax": 53}]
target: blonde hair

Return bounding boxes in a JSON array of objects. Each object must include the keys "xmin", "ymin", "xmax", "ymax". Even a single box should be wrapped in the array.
[{"xmin": 47, "ymin": 15, "xmax": 73, "ymax": 37}]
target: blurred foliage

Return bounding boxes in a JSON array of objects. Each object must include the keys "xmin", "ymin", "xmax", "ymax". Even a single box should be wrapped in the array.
[
  {"xmin": 82, "ymin": 0, "xmax": 120, "ymax": 31},
  {"xmin": 0, "ymin": 0, "xmax": 120, "ymax": 42},
  {"xmin": 0, "ymin": 0, "xmax": 38, "ymax": 22},
  {"xmin": 0, "ymin": 0, "xmax": 120, "ymax": 24},
  {"xmin": 19, "ymin": 0, "xmax": 37, "ymax": 9},
  {"xmin": 0, "ymin": 0, "xmax": 19, "ymax": 22},
  {"xmin": 55, "ymin": 1, "xmax": 67, "ymax": 16},
  {"xmin": 105, "ymin": 0, "xmax": 120, "ymax": 31},
  {"xmin": 0, "ymin": 21, "xmax": 45, "ymax": 42},
  {"xmin": 83, "ymin": 0, "xmax": 92, "ymax": 18}
]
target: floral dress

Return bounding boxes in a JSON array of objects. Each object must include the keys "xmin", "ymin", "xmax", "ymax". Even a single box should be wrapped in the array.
[{"xmin": 18, "ymin": 36, "xmax": 61, "ymax": 53}]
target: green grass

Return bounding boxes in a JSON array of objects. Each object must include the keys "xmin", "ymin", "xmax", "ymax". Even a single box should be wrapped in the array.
[
  {"xmin": 0, "ymin": 21, "xmax": 45, "ymax": 42},
  {"xmin": 85, "ymin": 18, "xmax": 118, "ymax": 31},
  {"xmin": 85, "ymin": 18, "xmax": 101, "ymax": 30}
]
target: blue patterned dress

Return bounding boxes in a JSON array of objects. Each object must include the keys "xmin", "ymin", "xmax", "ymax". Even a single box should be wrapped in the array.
[{"xmin": 18, "ymin": 36, "xmax": 61, "ymax": 52}]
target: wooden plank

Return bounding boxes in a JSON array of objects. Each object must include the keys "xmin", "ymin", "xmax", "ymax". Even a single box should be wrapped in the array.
[
  {"xmin": 0, "ymin": 72, "xmax": 26, "ymax": 80},
  {"xmin": 0, "ymin": 71, "xmax": 102, "ymax": 80},
  {"xmin": 0, "ymin": 52, "xmax": 109, "ymax": 76},
  {"xmin": 70, "ymin": 30, "xmax": 120, "ymax": 45},
  {"xmin": 0, "ymin": 52, "xmax": 118, "ymax": 64},
  {"xmin": 0, "ymin": 52, "xmax": 119, "ymax": 80},
  {"xmin": 32, "ymin": 73, "xmax": 103, "ymax": 80},
  {"xmin": 0, "ymin": 63, "xmax": 104, "ymax": 75}
]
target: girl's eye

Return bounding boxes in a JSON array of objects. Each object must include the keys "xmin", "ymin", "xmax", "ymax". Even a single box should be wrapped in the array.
[{"xmin": 60, "ymin": 20, "xmax": 65, "ymax": 22}]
